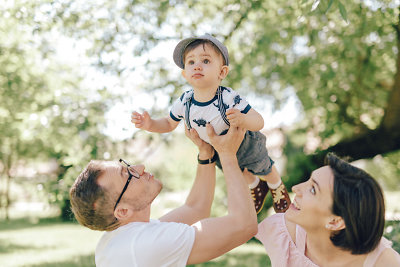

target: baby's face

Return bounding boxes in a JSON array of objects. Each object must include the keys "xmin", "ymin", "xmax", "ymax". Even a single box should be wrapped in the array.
[
  {"xmin": 182, "ymin": 43, "xmax": 227, "ymax": 89},
  {"xmin": 183, "ymin": 43, "xmax": 225, "ymax": 68}
]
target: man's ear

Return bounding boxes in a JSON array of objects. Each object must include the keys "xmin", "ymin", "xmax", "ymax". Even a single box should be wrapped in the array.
[
  {"xmin": 219, "ymin": 66, "xmax": 229, "ymax": 80},
  {"xmin": 114, "ymin": 205, "xmax": 133, "ymax": 221},
  {"xmin": 325, "ymin": 216, "xmax": 346, "ymax": 231}
]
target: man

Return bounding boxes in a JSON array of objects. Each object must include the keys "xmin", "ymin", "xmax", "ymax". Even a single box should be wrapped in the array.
[{"xmin": 69, "ymin": 124, "xmax": 258, "ymax": 266}]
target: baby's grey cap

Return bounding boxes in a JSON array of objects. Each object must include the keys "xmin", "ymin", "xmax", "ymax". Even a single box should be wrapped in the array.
[{"xmin": 173, "ymin": 33, "xmax": 229, "ymax": 69}]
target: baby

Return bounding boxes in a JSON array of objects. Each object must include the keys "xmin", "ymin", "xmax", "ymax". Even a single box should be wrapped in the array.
[{"xmin": 132, "ymin": 34, "xmax": 291, "ymax": 213}]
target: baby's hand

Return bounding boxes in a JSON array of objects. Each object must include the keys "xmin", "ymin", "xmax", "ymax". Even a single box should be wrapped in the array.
[
  {"xmin": 131, "ymin": 111, "xmax": 152, "ymax": 131},
  {"xmin": 226, "ymin": 108, "xmax": 245, "ymax": 127}
]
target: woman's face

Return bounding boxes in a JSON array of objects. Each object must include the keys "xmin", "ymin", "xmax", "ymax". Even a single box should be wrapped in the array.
[{"xmin": 285, "ymin": 166, "xmax": 335, "ymax": 230}]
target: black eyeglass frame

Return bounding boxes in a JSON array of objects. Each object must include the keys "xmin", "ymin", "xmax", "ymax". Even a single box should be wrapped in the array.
[{"xmin": 114, "ymin": 159, "xmax": 140, "ymax": 211}]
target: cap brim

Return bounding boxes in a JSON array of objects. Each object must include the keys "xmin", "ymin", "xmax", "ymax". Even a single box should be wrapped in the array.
[
  {"xmin": 173, "ymin": 37, "xmax": 198, "ymax": 69},
  {"xmin": 173, "ymin": 34, "xmax": 229, "ymax": 69}
]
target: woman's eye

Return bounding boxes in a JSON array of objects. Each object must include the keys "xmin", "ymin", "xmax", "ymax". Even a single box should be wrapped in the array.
[{"xmin": 310, "ymin": 186, "xmax": 316, "ymax": 195}]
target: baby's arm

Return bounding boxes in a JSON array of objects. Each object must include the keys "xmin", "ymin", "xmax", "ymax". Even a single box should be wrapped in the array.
[
  {"xmin": 226, "ymin": 108, "xmax": 264, "ymax": 131},
  {"xmin": 131, "ymin": 111, "xmax": 179, "ymax": 133}
]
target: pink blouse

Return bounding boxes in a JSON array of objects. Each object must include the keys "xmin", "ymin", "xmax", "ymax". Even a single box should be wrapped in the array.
[{"xmin": 256, "ymin": 213, "xmax": 395, "ymax": 267}]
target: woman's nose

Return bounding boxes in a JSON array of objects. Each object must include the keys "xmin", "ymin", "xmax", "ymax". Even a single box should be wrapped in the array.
[{"xmin": 292, "ymin": 184, "xmax": 301, "ymax": 196}]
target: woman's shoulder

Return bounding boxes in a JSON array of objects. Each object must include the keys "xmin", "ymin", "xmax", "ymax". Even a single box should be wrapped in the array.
[
  {"xmin": 374, "ymin": 244, "xmax": 400, "ymax": 266},
  {"xmin": 255, "ymin": 213, "xmax": 296, "ymax": 247},
  {"xmin": 256, "ymin": 213, "xmax": 318, "ymax": 267}
]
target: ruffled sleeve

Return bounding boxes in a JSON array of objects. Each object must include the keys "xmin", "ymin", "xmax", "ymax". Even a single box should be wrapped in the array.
[{"xmin": 256, "ymin": 213, "xmax": 319, "ymax": 267}]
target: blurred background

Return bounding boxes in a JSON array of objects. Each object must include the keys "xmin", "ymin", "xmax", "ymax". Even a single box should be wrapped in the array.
[{"xmin": 1, "ymin": 0, "xmax": 399, "ymax": 266}]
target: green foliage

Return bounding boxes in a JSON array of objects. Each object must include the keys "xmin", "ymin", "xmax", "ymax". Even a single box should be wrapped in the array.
[
  {"xmin": 0, "ymin": 0, "xmax": 120, "ymax": 219},
  {"xmin": 18, "ymin": 0, "xmax": 398, "ymax": 158},
  {"xmin": 2, "ymin": 0, "xmax": 400, "ymax": 221},
  {"xmin": 360, "ymin": 150, "xmax": 400, "ymax": 191},
  {"xmin": 385, "ymin": 220, "xmax": 400, "ymax": 253}
]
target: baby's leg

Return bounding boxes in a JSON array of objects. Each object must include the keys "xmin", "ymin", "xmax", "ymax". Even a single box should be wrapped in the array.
[
  {"xmin": 243, "ymin": 169, "xmax": 269, "ymax": 214},
  {"xmin": 259, "ymin": 165, "xmax": 291, "ymax": 213}
]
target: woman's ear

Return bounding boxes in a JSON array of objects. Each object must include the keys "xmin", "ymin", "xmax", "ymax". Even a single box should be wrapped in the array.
[
  {"xmin": 219, "ymin": 66, "xmax": 229, "ymax": 80},
  {"xmin": 325, "ymin": 216, "xmax": 346, "ymax": 231}
]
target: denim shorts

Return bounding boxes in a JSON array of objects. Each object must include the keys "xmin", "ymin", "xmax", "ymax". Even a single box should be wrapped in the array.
[{"xmin": 215, "ymin": 130, "xmax": 274, "ymax": 175}]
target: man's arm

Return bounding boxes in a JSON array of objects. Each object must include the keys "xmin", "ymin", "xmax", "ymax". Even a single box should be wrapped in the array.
[
  {"xmin": 226, "ymin": 108, "xmax": 264, "ymax": 131},
  {"xmin": 187, "ymin": 125, "xmax": 258, "ymax": 264},
  {"xmin": 159, "ymin": 128, "xmax": 216, "ymax": 225}
]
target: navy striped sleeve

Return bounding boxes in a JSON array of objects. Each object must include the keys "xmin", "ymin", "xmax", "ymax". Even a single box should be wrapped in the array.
[
  {"xmin": 241, "ymin": 104, "xmax": 251, "ymax": 114},
  {"xmin": 170, "ymin": 111, "xmax": 181, "ymax": 122}
]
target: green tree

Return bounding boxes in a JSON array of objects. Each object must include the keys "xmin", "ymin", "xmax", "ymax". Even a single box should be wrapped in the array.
[
  {"xmin": 48, "ymin": 0, "xmax": 399, "ymax": 181},
  {"xmin": 0, "ymin": 1, "xmax": 117, "ymax": 220},
  {"xmin": 4, "ymin": 0, "xmax": 400, "ymax": 219}
]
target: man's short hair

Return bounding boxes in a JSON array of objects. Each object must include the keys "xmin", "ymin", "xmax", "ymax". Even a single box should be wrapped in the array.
[
  {"xmin": 326, "ymin": 153, "xmax": 385, "ymax": 254},
  {"xmin": 69, "ymin": 160, "xmax": 121, "ymax": 231}
]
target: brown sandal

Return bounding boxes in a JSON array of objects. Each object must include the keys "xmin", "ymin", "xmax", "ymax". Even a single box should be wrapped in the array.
[
  {"xmin": 270, "ymin": 182, "xmax": 291, "ymax": 213},
  {"xmin": 251, "ymin": 179, "xmax": 269, "ymax": 214}
]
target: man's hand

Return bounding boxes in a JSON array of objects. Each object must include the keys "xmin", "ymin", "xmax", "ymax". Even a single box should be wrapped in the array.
[
  {"xmin": 131, "ymin": 111, "xmax": 152, "ymax": 131},
  {"xmin": 206, "ymin": 124, "xmax": 245, "ymax": 156},
  {"xmin": 185, "ymin": 128, "xmax": 214, "ymax": 159},
  {"xmin": 226, "ymin": 109, "xmax": 245, "ymax": 128}
]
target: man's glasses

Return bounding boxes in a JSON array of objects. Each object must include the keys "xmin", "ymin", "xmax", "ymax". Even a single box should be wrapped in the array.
[{"xmin": 114, "ymin": 159, "xmax": 140, "ymax": 211}]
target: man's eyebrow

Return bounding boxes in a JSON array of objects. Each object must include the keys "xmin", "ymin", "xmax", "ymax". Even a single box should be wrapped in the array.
[{"xmin": 311, "ymin": 178, "xmax": 321, "ymax": 192}]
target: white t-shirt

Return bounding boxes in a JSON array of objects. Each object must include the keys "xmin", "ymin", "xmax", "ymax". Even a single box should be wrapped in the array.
[
  {"xmin": 95, "ymin": 219, "xmax": 195, "ymax": 267},
  {"xmin": 170, "ymin": 86, "xmax": 251, "ymax": 144}
]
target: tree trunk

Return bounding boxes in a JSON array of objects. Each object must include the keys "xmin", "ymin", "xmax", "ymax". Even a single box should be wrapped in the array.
[
  {"xmin": 327, "ymin": 127, "xmax": 400, "ymax": 161},
  {"xmin": 5, "ymin": 170, "xmax": 10, "ymax": 221}
]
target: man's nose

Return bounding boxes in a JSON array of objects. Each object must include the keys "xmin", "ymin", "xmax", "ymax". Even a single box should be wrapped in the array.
[{"xmin": 133, "ymin": 164, "xmax": 145, "ymax": 175}]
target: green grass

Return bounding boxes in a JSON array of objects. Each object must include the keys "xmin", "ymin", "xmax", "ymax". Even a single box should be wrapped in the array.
[
  {"xmin": 0, "ymin": 217, "xmax": 270, "ymax": 267},
  {"xmin": 1, "ymin": 216, "xmax": 399, "ymax": 267},
  {"xmin": 0, "ymin": 218, "xmax": 101, "ymax": 267},
  {"xmin": 3, "ymin": 219, "xmax": 398, "ymax": 267}
]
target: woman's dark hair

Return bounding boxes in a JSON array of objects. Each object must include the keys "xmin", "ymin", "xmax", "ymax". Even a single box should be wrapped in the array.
[{"xmin": 326, "ymin": 153, "xmax": 385, "ymax": 254}]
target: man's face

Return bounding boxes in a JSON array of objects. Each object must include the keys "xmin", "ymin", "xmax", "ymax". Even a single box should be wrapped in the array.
[
  {"xmin": 97, "ymin": 161, "xmax": 163, "ymax": 212},
  {"xmin": 182, "ymin": 43, "xmax": 227, "ymax": 90}
]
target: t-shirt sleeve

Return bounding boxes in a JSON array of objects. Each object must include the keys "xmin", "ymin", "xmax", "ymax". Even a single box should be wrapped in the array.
[
  {"xmin": 224, "ymin": 88, "xmax": 251, "ymax": 114},
  {"xmin": 170, "ymin": 92, "xmax": 186, "ymax": 122},
  {"xmin": 134, "ymin": 221, "xmax": 195, "ymax": 267}
]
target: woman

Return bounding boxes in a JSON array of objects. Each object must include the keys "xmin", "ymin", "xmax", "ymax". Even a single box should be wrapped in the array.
[{"xmin": 256, "ymin": 153, "xmax": 400, "ymax": 266}]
